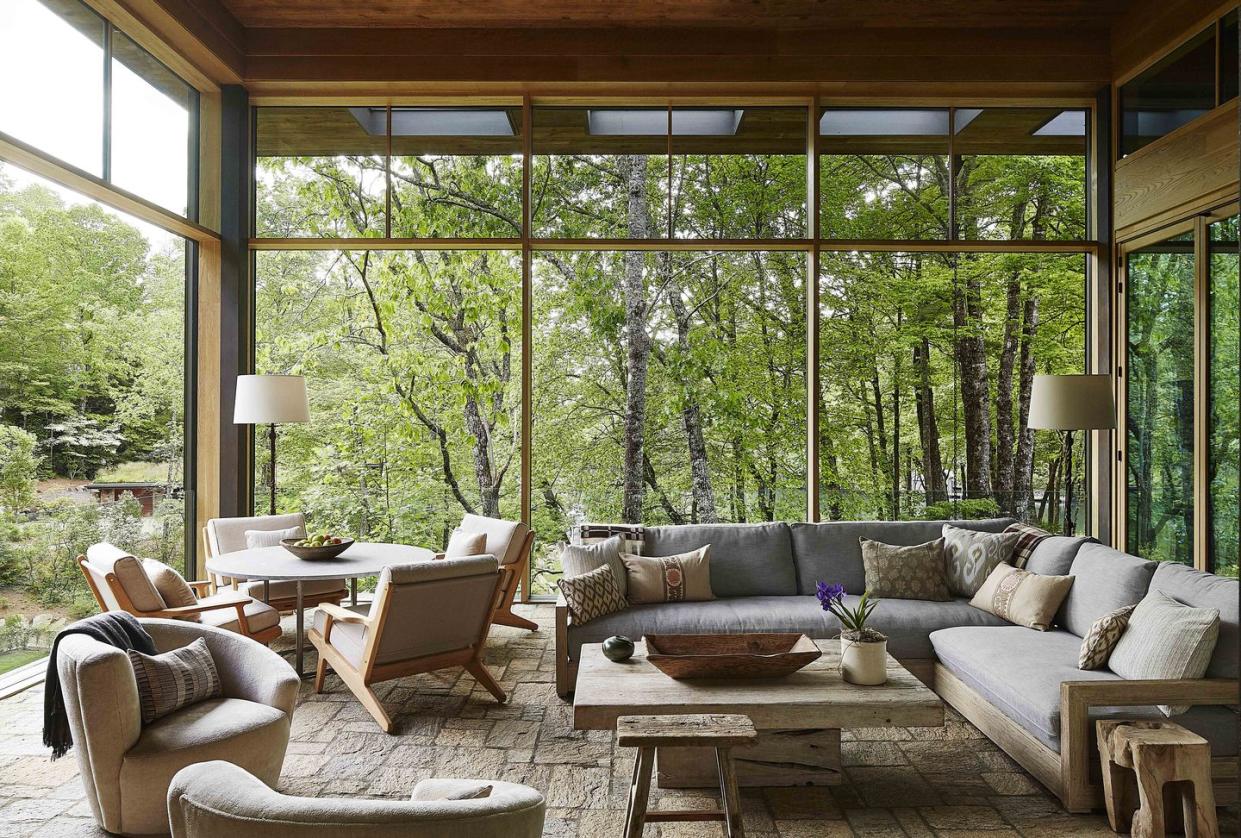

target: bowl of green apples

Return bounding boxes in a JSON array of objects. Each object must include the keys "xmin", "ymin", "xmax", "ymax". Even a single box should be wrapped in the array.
[{"xmin": 281, "ymin": 532, "xmax": 353, "ymax": 560}]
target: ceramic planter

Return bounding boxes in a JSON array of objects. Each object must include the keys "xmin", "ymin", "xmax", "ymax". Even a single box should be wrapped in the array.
[{"xmin": 840, "ymin": 637, "xmax": 887, "ymax": 685}]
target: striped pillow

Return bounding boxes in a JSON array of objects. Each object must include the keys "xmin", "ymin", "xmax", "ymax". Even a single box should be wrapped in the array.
[
  {"xmin": 1004, "ymin": 522, "xmax": 1052, "ymax": 569},
  {"xmin": 128, "ymin": 638, "xmax": 222, "ymax": 724},
  {"xmin": 573, "ymin": 523, "xmax": 645, "ymax": 555}
]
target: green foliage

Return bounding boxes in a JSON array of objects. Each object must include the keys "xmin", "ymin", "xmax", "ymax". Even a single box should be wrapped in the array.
[
  {"xmin": 0, "ymin": 424, "xmax": 38, "ymax": 512},
  {"xmin": 923, "ymin": 499, "xmax": 1002, "ymax": 521}
]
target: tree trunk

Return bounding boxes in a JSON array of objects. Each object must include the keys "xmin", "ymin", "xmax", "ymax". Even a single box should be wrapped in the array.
[
  {"xmin": 619, "ymin": 155, "xmax": 652, "ymax": 524},
  {"xmin": 891, "ymin": 308, "xmax": 902, "ymax": 518},
  {"xmin": 994, "ymin": 272, "xmax": 1022, "ymax": 514},
  {"xmin": 954, "ymin": 260, "xmax": 994, "ymax": 499},
  {"xmin": 1012, "ymin": 293, "xmax": 1040, "ymax": 520},
  {"xmin": 914, "ymin": 338, "xmax": 947, "ymax": 504},
  {"xmin": 666, "ymin": 258, "xmax": 718, "ymax": 523}
]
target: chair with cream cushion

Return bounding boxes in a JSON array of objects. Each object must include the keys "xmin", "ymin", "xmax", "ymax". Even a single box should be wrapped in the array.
[
  {"xmin": 309, "ymin": 555, "xmax": 507, "ymax": 732},
  {"xmin": 204, "ymin": 514, "xmax": 347, "ymax": 613},
  {"xmin": 58, "ymin": 619, "xmax": 299, "ymax": 837},
  {"xmin": 450, "ymin": 514, "xmax": 537, "ymax": 632},
  {"xmin": 168, "ymin": 761, "xmax": 546, "ymax": 838},
  {"xmin": 78, "ymin": 543, "xmax": 282, "ymax": 646}
]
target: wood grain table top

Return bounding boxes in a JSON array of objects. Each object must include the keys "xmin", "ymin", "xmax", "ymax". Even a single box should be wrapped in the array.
[{"xmin": 573, "ymin": 638, "xmax": 944, "ymax": 731}]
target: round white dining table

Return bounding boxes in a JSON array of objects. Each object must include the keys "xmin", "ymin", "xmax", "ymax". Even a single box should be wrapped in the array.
[{"xmin": 206, "ymin": 541, "xmax": 436, "ymax": 676}]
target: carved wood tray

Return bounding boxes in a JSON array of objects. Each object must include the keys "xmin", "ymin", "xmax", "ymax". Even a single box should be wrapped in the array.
[{"xmin": 644, "ymin": 633, "xmax": 822, "ymax": 680}]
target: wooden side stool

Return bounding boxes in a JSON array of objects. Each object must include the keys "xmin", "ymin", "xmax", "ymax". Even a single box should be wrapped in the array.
[
  {"xmin": 617, "ymin": 713, "xmax": 757, "ymax": 838},
  {"xmin": 1096, "ymin": 719, "xmax": 1219, "ymax": 838}
]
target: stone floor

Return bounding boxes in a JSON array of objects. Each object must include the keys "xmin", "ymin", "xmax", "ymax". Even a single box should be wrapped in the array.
[{"xmin": 1, "ymin": 604, "xmax": 1236, "ymax": 837}]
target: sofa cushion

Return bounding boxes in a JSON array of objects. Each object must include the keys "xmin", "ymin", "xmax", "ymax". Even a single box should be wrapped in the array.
[
  {"xmin": 1024, "ymin": 535, "xmax": 1095, "ymax": 577},
  {"xmin": 788, "ymin": 519, "xmax": 1013, "ymax": 597},
  {"xmin": 566, "ymin": 594, "xmax": 1009, "ymax": 664},
  {"xmin": 644, "ymin": 523, "xmax": 795, "ymax": 597},
  {"xmin": 931, "ymin": 626, "xmax": 1238, "ymax": 757},
  {"xmin": 1058, "ymin": 543, "xmax": 1156, "ymax": 637},
  {"xmin": 1148, "ymin": 562, "xmax": 1239, "ymax": 680}
]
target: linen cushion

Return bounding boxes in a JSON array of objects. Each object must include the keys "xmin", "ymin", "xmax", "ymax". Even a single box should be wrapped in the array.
[
  {"xmin": 243, "ymin": 526, "xmax": 305, "ymax": 549},
  {"xmin": 128, "ymin": 638, "xmax": 222, "ymax": 724},
  {"xmin": 1058, "ymin": 543, "xmax": 1157, "ymax": 637},
  {"xmin": 788, "ymin": 518, "xmax": 1013, "ymax": 597},
  {"xmin": 196, "ymin": 593, "xmax": 281, "ymax": 635},
  {"xmin": 445, "ymin": 529, "xmax": 488, "ymax": 557},
  {"xmin": 1108, "ymin": 590, "xmax": 1221, "ymax": 715},
  {"xmin": 206, "ymin": 513, "xmax": 307, "ymax": 554},
  {"xmin": 1024, "ymin": 535, "xmax": 1094, "ymax": 577},
  {"xmin": 931, "ymin": 626, "xmax": 1238, "ymax": 757},
  {"xmin": 459, "ymin": 513, "xmax": 528, "ymax": 565},
  {"xmin": 1003, "ymin": 522, "xmax": 1052, "ymax": 569},
  {"xmin": 561, "ymin": 535, "xmax": 630, "ymax": 598},
  {"xmin": 969, "ymin": 563, "xmax": 1073, "ymax": 631},
  {"xmin": 1148, "ymin": 562, "xmax": 1239, "ymax": 679},
  {"xmin": 86, "ymin": 543, "xmax": 165, "ymax": 613},
  {"xmin": 943, "ymin": 524, "xmax": 1019, "ymax": 596},
  {"xmin": 1078, "ymin": 605, "xmax": 1135, "ymax": 670},
  {"xmin": 860, "ymin": 537, "xmax": 951, "ymax": 601},
  {"xmin": 574, "ymin": 523, "xmax": 645, "ymax": 555},
  {"xmin": 644, "ymin": 523, "xmax": 795, "ymax": 597},
  {"xmin": 142, "ymin": 559, "xmax": 199, "ymax": 619},
  {"xmin": 622, "ymin": 546, "xmax": 714, "ymax": 604},
  {"xmin": 557, "ymin": 564, "xmax": 628, "ymax": 624}
]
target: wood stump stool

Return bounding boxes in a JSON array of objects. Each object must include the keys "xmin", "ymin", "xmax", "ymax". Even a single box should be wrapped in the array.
[
  {"xmin": 617, "ymin": 714, "xmax": 757, "ymax": 838},
  {"xmin": 1096, "ymin": 719, "xmax": 1219, "ymax": 838}
]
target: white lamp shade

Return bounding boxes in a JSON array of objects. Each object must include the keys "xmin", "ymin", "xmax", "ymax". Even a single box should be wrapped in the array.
[
  {"xmin": 1027, "ymin": 374, "xmax": 1115, "ymax": 430},
  {"xmin": 234, "ymin": 375, "xmax": 310, "ymax": 424}
]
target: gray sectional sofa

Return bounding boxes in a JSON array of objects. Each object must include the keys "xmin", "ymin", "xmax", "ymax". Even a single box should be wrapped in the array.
[{"xmin": 553, "ymin": 518, "xmax": 1240, "ymax": 812}]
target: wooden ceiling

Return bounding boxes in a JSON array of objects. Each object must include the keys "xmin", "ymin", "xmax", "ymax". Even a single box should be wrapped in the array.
[{"xmin": 217, "ymin": 0, "xmax": 1124, "ymax": 30}]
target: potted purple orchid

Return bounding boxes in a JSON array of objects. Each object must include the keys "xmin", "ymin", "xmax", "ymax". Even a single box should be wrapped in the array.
[{"xmin": 815, "ymin": 582, "xmax": 887, "ymax": 685}]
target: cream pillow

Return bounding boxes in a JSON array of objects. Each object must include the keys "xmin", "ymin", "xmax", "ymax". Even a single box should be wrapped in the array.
[
  {"xmin": 622, "ymin": 546, "xmax": 714, "ymax": 604},
  {"xmin": 244, "ymin": 526, "xmax": 305, "ymax": 549},
  {"xmin": 560, "ymin": 535, "xmax": 629, "ymax": 598},
  {"xmin": 1107, "ymin": 590, "xmax": 1220, "ymax": 716},
  {"xmin": 969, "ymin": 563, "xmax": 1073, "ymax": 631},
  {"xmin": 446, "ymin": 528, "xmax": 488, "ymax": 557},
  {"xmin": 141, "ymin": 559, "xmax": 199, "ymax": 621}
]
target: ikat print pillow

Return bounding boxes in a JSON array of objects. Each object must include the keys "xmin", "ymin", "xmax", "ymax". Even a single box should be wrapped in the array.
[{"xmin": 943, "ymin": 524, "xmax": 1020, "ymax": 597}]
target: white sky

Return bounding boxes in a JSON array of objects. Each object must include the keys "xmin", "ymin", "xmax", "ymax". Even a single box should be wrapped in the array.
[{"xmin": 0, "ymin": 0, "xmax": 191, "ymax": 251}]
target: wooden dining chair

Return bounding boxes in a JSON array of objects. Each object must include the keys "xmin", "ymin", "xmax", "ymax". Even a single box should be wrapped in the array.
[{"xmin": 308, "ymin": 555, "xmax": 507, "ymax": 732}]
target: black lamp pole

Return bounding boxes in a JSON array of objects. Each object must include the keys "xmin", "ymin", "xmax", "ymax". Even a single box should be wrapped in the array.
[{"xmin": 268, "ymin": 422, "xmax": 278, "ymax": 516}]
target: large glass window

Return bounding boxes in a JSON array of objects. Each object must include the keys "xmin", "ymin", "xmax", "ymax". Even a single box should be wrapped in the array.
[
  {"xmin": 1120, "ymin": 26, "xmax": 1217, "ymax": 157},
  {"xmin": 1209, "ymin": 216, "xmax": 1239, "ymax": 577},
  {"xmin": 1126, "ymin": 231, "xmax": 1196, "ymax": 565},
  {"xmin": 0, "ymin": 164, "xmax": 188, "ymax": 672}
]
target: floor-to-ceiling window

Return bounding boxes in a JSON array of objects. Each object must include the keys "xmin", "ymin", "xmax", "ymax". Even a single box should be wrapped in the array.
[
  {"xmin": 252, "ymin": 100, "xmax": 1097, "ymax": 597},
  {"xmin": 0, "ymin": 0, "xmax": 198, "ymax": 671},
  {"xmin": 1208, "ymin": 214, "xmax": 1239, "ymax": 577}
]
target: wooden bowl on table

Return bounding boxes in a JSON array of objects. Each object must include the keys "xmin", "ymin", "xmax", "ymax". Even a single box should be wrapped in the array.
[
  {"xmin": 644, "ymin": 633, "xmax": 822, "ymax": 680},
  {"xmin": 280, "ymin": 537, "xmax": 353, "ymax": 561}
]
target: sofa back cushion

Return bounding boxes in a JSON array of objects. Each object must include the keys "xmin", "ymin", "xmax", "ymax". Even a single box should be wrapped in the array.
[
  {"xmin": 644, "ymin": 523, "xmax": 795, "ymax": 597},
  {"xmin": 788, "ymin": 518, "xmax": 1012, "ymax": 596},
  {"xmin": 1148, "ymin": 562, "xmax": 1239, "ymax": 679},
  {"xmin": 1024, "ymin": 535, "xmax": 1095, "ymax": 577},
  {"xmin": 1058, "ymin": 543, "xmax": 1156, "ymax": 637}
]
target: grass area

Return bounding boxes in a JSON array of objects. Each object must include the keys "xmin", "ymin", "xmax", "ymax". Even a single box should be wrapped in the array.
[
  {"xmin": 94, "ymin": 461, "xmax": 173, "ymax": 483},
  {"xmin": 0, "ymin": 648, "xmax": 46, "ymax": 675}
]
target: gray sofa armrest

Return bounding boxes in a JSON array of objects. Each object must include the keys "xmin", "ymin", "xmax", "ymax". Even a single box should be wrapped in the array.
[{"xmin": 143, "ymin": 619, "xmax": 300, "ymax": 718}]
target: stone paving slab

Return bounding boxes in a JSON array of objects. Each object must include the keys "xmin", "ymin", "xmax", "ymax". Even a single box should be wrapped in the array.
[{"xmin": 0, "ymin": 604, "xmax": 1236, "ymax": 837}]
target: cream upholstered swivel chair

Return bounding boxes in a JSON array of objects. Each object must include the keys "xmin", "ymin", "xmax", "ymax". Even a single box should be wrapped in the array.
[
  {"xmin": 309, "ymin": 555, "xmax": 507, "ymax": 732},
  {"xmin": 78, "ymin": 543, "xmax": 282, "ymax": 645},
  {"xmin": 168, "ymin": 761, "xmax": 546, "ymax": 838},
  {"xmin": 203, "ymin": 513, "xmax": 348, "ymax": 612},
  {"xmin": 57, "ymin": 619, "xmax": 299, "ymax": 837},
  {"xmin": 452, "ymin": 513, "xmax": 537, "ymax": 631}
]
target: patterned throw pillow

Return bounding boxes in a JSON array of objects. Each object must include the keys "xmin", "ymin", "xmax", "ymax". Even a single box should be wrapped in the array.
[
  {"xmin": 557, "ymin": 564, "xmax": 628, "ymax": 623},
  {"xmin": 561, "ymin": 536, "xmax": 630, "ymax": 598},
  {"xmin": 573, "ymin": 523, "xmax": 645, "ymax": 555},
  {"xmin": 445, "ymin": 529, "xmax": 488, "ymax": 557},
  {"xmin": 127, "ymin": 638, "xmax": 222, "ymax": 725},
  {"xmin": 244, "ymin": 526, "xmax": 306, "ymax": 549},
  {"xmin": 1078, "ymin": 605, "xmax": 1136, "ymax": 670},
  {"xmin": 141, "ymin": 559, "xmax": 200, "ymax": 621},
  {"xmin": 943, "ymin": 525, "xmax": 1020, "ymax": 597},
  {"xmin": 1108, "ymin": 590, "xmax": 1220, "ymax": 715},
  {"xmin": 969, "ymin": 563, "xmax": 1074, "ymax": 631},
  {"xmin": 622, "ymin": 546, "xmax": 714, "ymax": 604},
  {"xmin": 860, "ymin": 537, "xmax": 951, "ymax": 602},
  {"xmin": 1004, "ymin": 522, "xmax": 1052, "ymax": 569}
]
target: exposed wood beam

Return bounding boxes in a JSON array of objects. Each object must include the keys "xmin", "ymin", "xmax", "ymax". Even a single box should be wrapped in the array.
[{"xmin": 84, "ymin": 0, "xmax": 246, "ymax": 87}]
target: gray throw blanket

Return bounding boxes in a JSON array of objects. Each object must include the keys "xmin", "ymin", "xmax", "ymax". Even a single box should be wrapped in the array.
[{"xmin": 43, "ymin": 612, "xmax": 155, "ymax": 759}]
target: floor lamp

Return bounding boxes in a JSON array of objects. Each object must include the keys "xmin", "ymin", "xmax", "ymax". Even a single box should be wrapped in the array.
[
  {"xmin": 1028, "ymin": 374, "xmax": 1115, "ymax": 536},
  {"xmin": 234, "ymin": 375, "xmax": 310, "ymax": 516}
]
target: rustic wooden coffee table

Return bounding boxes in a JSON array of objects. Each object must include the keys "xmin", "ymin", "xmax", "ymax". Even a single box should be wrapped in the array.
[{"xmin": 573, "ymin": 638, "xmax": 943, "ymax": 787}]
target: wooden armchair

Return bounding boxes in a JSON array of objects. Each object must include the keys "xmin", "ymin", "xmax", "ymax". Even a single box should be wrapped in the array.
[
  {"xmin": 78, "ymin": 543, "xmax": 282, "ymax": 646},
  {"xmin": 309, "ymin": 555, "xmax": 507, "ymax": 732},
  {"xmin": 451, "ymin": 513, "xmax": 538, "ymax": 632}
]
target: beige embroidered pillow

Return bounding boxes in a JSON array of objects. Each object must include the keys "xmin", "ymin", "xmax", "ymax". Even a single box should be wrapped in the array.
[
  {"xmin": 860, "ymin": 537, "xmax": 951, "ymax": 601},
  {"xmin": 622, "ymin": 546, "xmax": 714, "ymax": 604},
  {"xmin": 1107, "ymin": 590, "xmax": 1220, "ymax": 715},
  {"xmin": 141, "ymin": 559, "xmax": 200, "ymax": 620},
  {"xmin": 943, "ymin": 525, "xmax": 1019, "ymax": 597},
  {"xmin": 127, "ymin": 638, "xmax": 222, "ymax": 725},
  {"xmin": 556, "ymin": 564, "xmax": 628, "ymax": 623},
  {"xmin": 1078, "ymin": 605, "xmax": 1136, "ymax": 670},
  {"xmin": 446, "ymin": 528, "xmax": 488, "ymax": 557},
  {"xmin": 969, "ymin": 563, "xmax": 1073, "ymax": 631}
]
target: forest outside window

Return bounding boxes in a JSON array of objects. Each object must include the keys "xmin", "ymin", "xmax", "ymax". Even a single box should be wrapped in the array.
[{"xmin": 1208, "ymin": 215, "xmax": 1238, "ymax": 577}]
